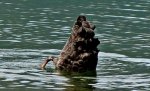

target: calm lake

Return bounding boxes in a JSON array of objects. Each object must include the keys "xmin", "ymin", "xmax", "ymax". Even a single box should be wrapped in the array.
[{"xmin": 0, "ymin": 0, "xmax": 150, "ymax": 91}]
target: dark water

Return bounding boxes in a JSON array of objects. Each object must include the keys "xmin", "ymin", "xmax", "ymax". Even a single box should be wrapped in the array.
[{"xmin": 0, "ymin": 0, "xmax": 150, "ymax": 91}]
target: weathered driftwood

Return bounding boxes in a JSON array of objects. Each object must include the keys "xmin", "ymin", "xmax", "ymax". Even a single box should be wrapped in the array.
[{"xmin": 40, "ymin": 16, "xmax": 100, "ymax": 72}]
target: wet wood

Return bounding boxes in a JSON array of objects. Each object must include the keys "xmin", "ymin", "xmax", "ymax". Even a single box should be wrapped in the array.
[{"xmin": 41, "ymin": 16, "xmax": 100, "ymax": 72}]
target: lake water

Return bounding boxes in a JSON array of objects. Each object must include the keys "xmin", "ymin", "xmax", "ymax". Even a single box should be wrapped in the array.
[{"xmin": 0, "ymin": 0, "xmax": 150, "ymax": 91}]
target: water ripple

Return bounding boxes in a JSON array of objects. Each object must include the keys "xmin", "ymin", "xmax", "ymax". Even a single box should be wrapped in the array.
[
  {"xmin": 0, "ymin": 0, "xmax": 150, "ymax": 90},
  {"xmin": 102, "ymin": 15, "xmax": 150, "ymax": 21}
]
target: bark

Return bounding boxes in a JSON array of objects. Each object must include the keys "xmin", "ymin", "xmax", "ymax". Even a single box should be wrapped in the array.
[
  {"xmin": 55, "ymin": 21, "xmax": 100, "ymax": 72},
  {"xmin": 41, "ymin": 16, "xmax": 100, "ymax": 72}
]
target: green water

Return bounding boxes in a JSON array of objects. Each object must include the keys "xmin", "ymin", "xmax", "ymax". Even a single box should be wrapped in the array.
[{"xmin": 0, "ymin": 0, "xmax": 150, "ymax": 91}]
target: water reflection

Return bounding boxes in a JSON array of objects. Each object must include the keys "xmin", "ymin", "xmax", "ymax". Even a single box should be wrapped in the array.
[
  {"xmin": 54, "ymin": 70, "xmax": 97, "ymax": 91},
  {"xmin": 64, "ymin": 77, "xmax": 96, "ymax": 91},
  {"xmin": 0, "ymin": 0, "xmax": 150, "ymax": 57},
  {"xmin": 0, "ymin": 49, "xmax": 150, "ymax": 90},
  {"xmin": 0, "ymin": 0, "xmax": 150, "ymax": 90}
]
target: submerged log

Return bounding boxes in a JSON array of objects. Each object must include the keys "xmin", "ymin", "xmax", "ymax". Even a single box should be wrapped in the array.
[{"xmin": 40, "ymin": 15, "xmax": 100, "ymax": 72}]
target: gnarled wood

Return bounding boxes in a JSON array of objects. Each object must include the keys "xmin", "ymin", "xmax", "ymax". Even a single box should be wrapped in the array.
[{"xmin": 40, "ymin": 16, "xmax": 100, "ymax": 72}]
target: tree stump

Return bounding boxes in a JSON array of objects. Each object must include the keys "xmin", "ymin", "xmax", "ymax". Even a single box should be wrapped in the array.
[{"xmin": 41, "ymin": 16, "xmax": 100, "ymax": 72}]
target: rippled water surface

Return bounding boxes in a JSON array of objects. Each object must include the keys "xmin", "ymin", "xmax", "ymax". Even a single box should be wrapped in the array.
[{"xmin": 0, "ymin": 0, "xmax": 150, "ymax": 91}]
